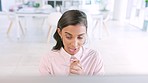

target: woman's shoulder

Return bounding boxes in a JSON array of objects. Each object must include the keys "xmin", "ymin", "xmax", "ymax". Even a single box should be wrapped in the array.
[
  {"xmin": 42, "ymin": 49, "xmax": 60, "ymax": 59},
  {"xmin": 82, "ymin": 47, "xmax": 103, "ymax": 62},
  {"xmin": 47, "ymin": 49, "xmax": 60, "ymax": 57},
  {"xmin": 83, "ymin": 47, "xmax": 100, "ymax": 54}
]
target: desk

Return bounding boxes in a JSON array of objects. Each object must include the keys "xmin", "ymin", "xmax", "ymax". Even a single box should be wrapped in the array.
[{"xmin": 15, "ymin": 9, "xmax": 53, "ymax": 38}]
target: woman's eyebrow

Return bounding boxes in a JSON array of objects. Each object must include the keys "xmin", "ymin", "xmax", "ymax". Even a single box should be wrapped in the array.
[
  {"xmin": 65, "ymin": 32, "xmax": 72, "ymax": 35},
  {"xmin": 78, "ymin": 33, "xmax": 85, "ymax": 36},
  {"xmin": 65, "ymin": 32, "xmax": 85, "ymax": 36}
]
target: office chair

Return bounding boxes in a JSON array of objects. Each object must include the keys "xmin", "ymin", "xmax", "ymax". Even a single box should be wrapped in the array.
[{"xmin": 46, "ymin": 12, "xmax": 62, "ymax": 42}]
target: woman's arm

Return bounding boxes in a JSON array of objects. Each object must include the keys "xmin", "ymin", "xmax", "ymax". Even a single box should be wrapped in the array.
[
  {"xmin": 39, "ymin": 55, "xmax": 51, "ymax": 75},
  {"xmin": 93, "ymin": 51, "xmax": 105, "ymax": 75}
]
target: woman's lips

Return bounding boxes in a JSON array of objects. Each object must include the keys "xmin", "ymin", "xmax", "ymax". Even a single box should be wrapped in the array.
[{"xmin": 69, "ymin": 48, "xmax": 77, "ymax": 53}]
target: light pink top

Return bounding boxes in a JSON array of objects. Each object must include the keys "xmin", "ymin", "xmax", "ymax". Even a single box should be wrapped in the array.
[{"xmin": 39, "ymin": 47, "xmax": 104, "ymax": 76}]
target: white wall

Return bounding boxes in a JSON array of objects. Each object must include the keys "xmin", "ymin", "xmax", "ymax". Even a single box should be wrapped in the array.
[
  {"xmin": 1, "ymin": 0, "xmax": 15, "ymax": 11},
  {"xmin": 129, "ymin": 0, "xmax": 145, "ymax": 29},
  {"xmin": 126, "ymin": 0, "xmax": 133, "ymax": 19},
  {"xmin": 112, "ymin": 0, "xmax": 128, "ymax": 22}
]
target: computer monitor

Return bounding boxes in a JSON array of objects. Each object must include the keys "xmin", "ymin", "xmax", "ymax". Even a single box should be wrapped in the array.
[
  {"xmin": 48, "ymin": 1, "xmax": 54, "ymax": 8},
  {"xmin": 56, "ymin": 1, "xmax": 62, "ymax": 6}
]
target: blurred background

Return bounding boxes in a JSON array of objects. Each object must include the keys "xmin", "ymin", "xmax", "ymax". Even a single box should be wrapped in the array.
[{"xmin": 0, "ymin": 0, "xmax": 148, "ymax": 76}]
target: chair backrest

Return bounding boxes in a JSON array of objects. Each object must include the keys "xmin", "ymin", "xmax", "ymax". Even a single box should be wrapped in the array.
[
  {"xmin": 3, "ymin": 9, "xmax": 15, "ymax": 21},
  {"xmin": 48, "ymin": 12, "xmax": 62, "ymax": 26},
  {"xmin": 42, "ymin": 5, "xmax": 53, "ymax": 10}
]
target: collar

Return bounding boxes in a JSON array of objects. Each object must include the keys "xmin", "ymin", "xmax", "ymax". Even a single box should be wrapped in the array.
[{"xmin": 60, "ymin": 47, "xmax": 83, "ymax": 62}]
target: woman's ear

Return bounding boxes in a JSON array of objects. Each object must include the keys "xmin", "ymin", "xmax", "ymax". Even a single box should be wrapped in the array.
[{"xmin": 57, "ymin": 28, "xmax": 62, "ymax": 38}]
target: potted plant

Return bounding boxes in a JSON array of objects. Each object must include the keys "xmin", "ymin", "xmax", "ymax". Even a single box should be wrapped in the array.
[{"xmin": 33, "ymin": 3, "xmax": 40, "ymax": 8}]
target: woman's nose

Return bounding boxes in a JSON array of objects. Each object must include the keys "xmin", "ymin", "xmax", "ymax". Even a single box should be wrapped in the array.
[{"xmin": 71, "ymin": 39, "xmax": 78, "ymax": 47}]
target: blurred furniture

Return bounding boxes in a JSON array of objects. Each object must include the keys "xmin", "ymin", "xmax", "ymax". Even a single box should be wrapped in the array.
[
  {"xmin": 47, "ymin": 0, "xmax": 62, "ymax": 8},
  {"xmin": 91, "ymin": 10, "xmax": 110, "ymax": 39},
  {"xmin": 15, "ymin": 7, "xmax": 56, "ymax": 39},
  {"xmin": 42, "ymin": 4, "xmax": 53, "ymax": 10},
  {"xmin": 41, "ymin": 4, "xmax": 54, "ymax": 28},
  {"xmin": 101, "ymin": 10, "xmax": 110, "ymax": 35},
  {"xmin": 3, "ymin": 10, "xmax": 24, "ymax": 35},
  {"xmin": 46, "ymin": 12, "xmax": 62, "ymax": 42}
]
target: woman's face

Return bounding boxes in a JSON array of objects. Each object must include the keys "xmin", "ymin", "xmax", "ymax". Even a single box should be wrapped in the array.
[{"xmin": 58, "ymin": 24, "xmax": 86, "ymax": 55}]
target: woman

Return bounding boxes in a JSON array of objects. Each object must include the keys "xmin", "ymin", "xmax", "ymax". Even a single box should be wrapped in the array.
[{"xmin": 39, "ymin": 10, "xmax": 104, "ymax": 76}]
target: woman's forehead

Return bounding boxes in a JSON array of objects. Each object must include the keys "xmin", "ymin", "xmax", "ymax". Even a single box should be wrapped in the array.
[{"xmin": 62, "ymin": 25, "xmax": 86, "ymax": 35}]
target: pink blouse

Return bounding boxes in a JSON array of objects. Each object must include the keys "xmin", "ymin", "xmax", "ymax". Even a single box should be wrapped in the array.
[{"xmin": 39, "ymin": 47, "xmax": 104, "ymax": 76}]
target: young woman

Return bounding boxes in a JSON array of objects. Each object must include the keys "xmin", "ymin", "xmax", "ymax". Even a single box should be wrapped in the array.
[{"xmin": 39, "ymin": 10, "xmax": 104, "ymax": 76}]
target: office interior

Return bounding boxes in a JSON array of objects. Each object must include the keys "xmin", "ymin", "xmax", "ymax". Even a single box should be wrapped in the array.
[{"xmin": 0, "ymin": 0, "xmax": 148, "ymax": 76}]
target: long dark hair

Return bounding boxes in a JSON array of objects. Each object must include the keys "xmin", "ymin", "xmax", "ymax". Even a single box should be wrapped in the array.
[{"xmin": 52, "ymin": 10, "xmax": 87, "ymax": 50}]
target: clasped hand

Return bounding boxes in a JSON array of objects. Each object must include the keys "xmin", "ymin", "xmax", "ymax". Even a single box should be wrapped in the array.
[{"xmin": 69, "ymin": 58, "xmax": 83, "ymax": 75}]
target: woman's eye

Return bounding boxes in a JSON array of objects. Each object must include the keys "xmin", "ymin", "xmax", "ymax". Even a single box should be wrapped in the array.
[
  {"xmin": 66, "ymin": 36, "xmax": 72, "ymax": 39},
  {"xmin": 78, "ymin": 36, "xmax": 83, "ymax": 39}
]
